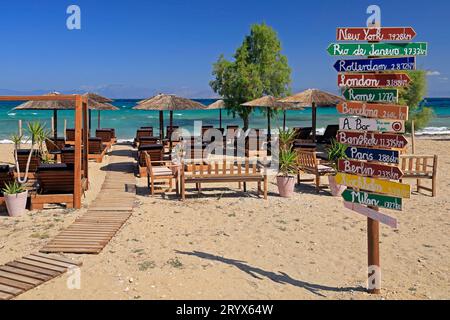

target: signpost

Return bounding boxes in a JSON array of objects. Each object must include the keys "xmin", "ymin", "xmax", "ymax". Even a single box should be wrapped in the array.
[
  {"xmin": 345, "ymin": 147, "xmax": 400, "ymax": 165},
  {"xmin": 343, "ymin": 202, "xmax": 398, "ymax": 228},
  {"xmin": 337, "ymin": 101, "xmax": 409, "ymax": 120},
  {"xmin": 338, "ymin": 73, "xmax": 411, "ymax": 88},
  {"xmin": 343, "ymin": 88, "xmax": 398, "ymax": 103},
  {"xmin": 342, "ymin": 190, "xmax": 403, "ymax": 211},
  {"xmin": 338, "ymin": 159, "xmax": 404, "ymax": 180},
  {"xmin": 339, "ymin": 117, "xmax": 405, "ymax": 133},
  {"xmin": 336, "ymin": 27, "xmax": 416, "ymax": 41},
  {"xmin": 327, "ymin": 42, "xmax": 428, "ymax": 57},
  {"xmin": 334, "ymin": 57, "xmax": 416, "ymax": 73},
  {"xmin": 337, "ymin": 130, "xmax": 408, "ymax": 149},
  {"xmin": 335, "ymin": 173, "xmax": 411, "ymax": 198}
]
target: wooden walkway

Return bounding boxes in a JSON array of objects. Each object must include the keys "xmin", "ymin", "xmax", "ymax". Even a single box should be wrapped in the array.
[
  {"xmin": 0, "ymin": 253, "xmax": 82, "ymax": 300},
  {"xmin": 40, "ymin": 144, "xmax": 137, "ymax": 254}
]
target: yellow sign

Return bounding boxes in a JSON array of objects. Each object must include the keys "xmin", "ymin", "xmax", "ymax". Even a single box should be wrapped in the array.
[{"xmin": 336, "ymin": 173, "xmax": 411, "ymax": 198}]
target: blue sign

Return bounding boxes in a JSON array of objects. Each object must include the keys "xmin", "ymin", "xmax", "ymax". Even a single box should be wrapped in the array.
[
  {"xmin": 333, "ymin": 57, "xmax": 416, "ymax": 73},
  {"xmin": 345, "ymin": 147, "xmax": 400, "ymax": 165}
]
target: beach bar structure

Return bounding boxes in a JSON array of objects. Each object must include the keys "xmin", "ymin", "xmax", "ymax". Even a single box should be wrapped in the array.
[{"xmin": 0, "ymin": 94, "xmax": 89, "ymax": 209}]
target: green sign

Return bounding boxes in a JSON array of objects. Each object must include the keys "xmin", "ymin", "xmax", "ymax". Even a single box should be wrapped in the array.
[
  {"xmin": 343, "ymin": 88, "xmax": 398, "ymax": 103},
  {"xmin": 327, "ymin": 42, "xmax": 428, "ymax": 57},
  {"xmin": 342, "ymin": 189, "xmax": 403, "ymax": 211}
]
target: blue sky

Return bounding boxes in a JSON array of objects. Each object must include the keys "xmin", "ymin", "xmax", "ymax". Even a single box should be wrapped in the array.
[{"xmin": 0, "ymin": 0, "xmax": 448, "ymax": 98}]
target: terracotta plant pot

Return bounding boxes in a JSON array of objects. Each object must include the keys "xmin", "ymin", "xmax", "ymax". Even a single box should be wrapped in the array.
[
  {"xmin": 328, "ymin": 175, "xmax": 347, "ymax": 197},
  {"xmin": 277, "ymin": 175, "xmax": 296, "ymax": 198},
  {"xmin": 5, "ymin": 190, "xmax": 28, "ymax": 217}
]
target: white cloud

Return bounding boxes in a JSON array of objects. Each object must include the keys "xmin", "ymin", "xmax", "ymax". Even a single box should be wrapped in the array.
[{"xmin": 426, "ymin": 70, "xmax": 441, "ymax": 76}]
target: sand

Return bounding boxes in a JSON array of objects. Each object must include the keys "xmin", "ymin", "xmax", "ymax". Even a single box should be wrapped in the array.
[{"xmin": 0, "ymin": 137, "xmax": 449, "ymax": 300}]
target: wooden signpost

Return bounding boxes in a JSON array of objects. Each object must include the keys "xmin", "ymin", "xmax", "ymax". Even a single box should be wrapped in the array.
[
  {"xmin": 342, "ymin": 190, "xmax": 403, "ymax": 211},
  {"xmin": 339, "ymin": 117, "xmax": 405, "ymax": 133},
  {"xmin": 337, "ymin": 130, "xmax": 408, "ymax": 149},
  {"xmin": 343, "ymin": 88, "xmax": 398, "ymax": 103},
  {"xmin": 338, "ymin": 73, "xmax": 411, "ymax": 88},
  {"xmin": 337, "ymin": 101, "xmax": 409, "ymax": 120},
  {"xmin": 327, "ymin": 42, "xmax": 428, "ymax": 57},
  {"xmin": 338, "ymin": 159, "xmax": 404, "ymax": 180},
  {"xmin": 329, "ymin": 14, "xmax": 425, "ymax": 294},
  {"xmin": 334, "ymin": 57, "xmax": 416, "ymax": 73},
  {"xmin": 336, "ymin": 27, "xmax": 417, "ymax": 41}
]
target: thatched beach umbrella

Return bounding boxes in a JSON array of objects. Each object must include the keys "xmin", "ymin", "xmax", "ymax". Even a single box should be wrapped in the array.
[
  {"xmin": 281, "ymin": 89, "xmax": 344, "ymax": 142},
  {"xmin": 14, "ymin": 92, "xmax": 74, "ymax": 141},
  {"xmin": 133, "ymin": 94, "xmax": 207, "ymax": 139},
  {"xmin": 242, "ymin": 95, "xmax": 298, "ymax": 146},
  {"xmin": 83, "ymin": 93, "xmax": 118, "ymax": 129},
  {"xmin": 207, "ymin": 99, "xmax": 225, "ymax": 129}
]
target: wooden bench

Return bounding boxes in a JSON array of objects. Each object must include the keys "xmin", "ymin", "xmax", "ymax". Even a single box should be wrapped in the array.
[
  {"xmin": 180, "ymin": 159, "xmax": 268, "ymax": 200},
  {"xmin": 31, "ymin": 164, "xmax": 76, "ymax": 210},
  {"xmin": 296, "ymin": 149, "xmax": 335, "ymax": 192},
  {"xmin": 400, "ymin": 155, "xmax": 438, "ymax": 197},
  {"xmin": 88, "ymin": 138, "xmax": 108, "ymax": 163}
]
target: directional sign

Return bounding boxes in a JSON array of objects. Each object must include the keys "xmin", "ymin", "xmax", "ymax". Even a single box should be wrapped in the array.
[
  {"xmin": 334, "ymin": 57, "xmax": 416, "ymax": 73},
  {"xmin": 336, "ymin": 27, "xmax": 417, "ymax": 42},
  {"xmin": 345, "ymin": 146, "xmax": 400, "ymax": 165},
  {"xmin": 344, "ymin": 202, "xmax": 398, "ymax": 228},
  {"xmin": 343, "ymin": 88, "xmax": 398, "ymax": 103},
  {"xmin": 339, "ymin": 117, "xmax": 405, "ymax": 133},
  {"xmin": 336, "ymin": 173, "xmax": 411, "ymax": 198},
  {"xmin": 327, "ymin": 42, "xmax": 428, "ymax": 57},
  {"xmin": 338, "ymin": 159, "xmax": 404, "ymax": 180},
  {"xmin": 337, "ymin": 131, "xmax": 408, "ymax": 149},
  {"xmin": 338, "ymin": 73, "xmax": 411, "ymax": 88},
  {"xmin": 342, "ymin": 190, "xmax": 403, "ymax": 211},
  {"xmin": 337, "ymin": 101, "xmax": 409, "ymax": 120}
]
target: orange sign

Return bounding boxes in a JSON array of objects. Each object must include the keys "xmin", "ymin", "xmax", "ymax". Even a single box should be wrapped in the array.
[{"xmin": 337, "ymin": 101, "xmax": 409, "ymax": 121}]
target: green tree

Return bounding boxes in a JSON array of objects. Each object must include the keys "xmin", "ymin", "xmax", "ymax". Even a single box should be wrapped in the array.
[
  {"xmin": 399, "ymin": 70, "xmax": 434, "ymax": 132},
  {"xmin": 210, "ymin": 23, "xmax": 292, "ymax": 130}
]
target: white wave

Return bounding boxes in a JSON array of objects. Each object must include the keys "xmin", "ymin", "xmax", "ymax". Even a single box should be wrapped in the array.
[
  {"xmin": 416, "ymin": 127, "xmax": 450, "ymax": 135},
  {"xmin": 117, "ymin": 139, "xmax": 134, "ymax": 143},
  {"xmin": 7, "ymin": 113, "xmax": 16, "ymax": 116}
]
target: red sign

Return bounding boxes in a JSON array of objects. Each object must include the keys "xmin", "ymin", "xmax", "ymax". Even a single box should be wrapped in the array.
[
  {"xmin": 338, "ymin": 159, "xmax": 404, "ymax": 180},
  {"xmin": 338, "ymin": 73, "xmax": 411, "ymax": 88},
  {"xmin": 336, "ymin": 27, "xmax": 417, "ymax": 42},
  {"xmin": 337, "ymin": 101, "xmax": 409, "ymax": 121},
  {"xmin": 337, "ymin": 131, "xmax": 408, "ymax": 149}
]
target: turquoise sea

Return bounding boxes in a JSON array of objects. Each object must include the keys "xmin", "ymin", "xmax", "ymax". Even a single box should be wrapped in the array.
[{"xmin": 0, "ymin": 98, "xmax": 449, "ymax": 142}]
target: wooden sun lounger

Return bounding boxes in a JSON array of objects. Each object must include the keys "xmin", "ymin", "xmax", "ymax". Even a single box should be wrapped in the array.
[
  {"xmin": 400, "ymin": 155, "xmax": 438, "ymax": 197},
  {"xmin": 134, "ymin": 128, "xmax": 154, "ymax": 148},
  {"xmin": 88, "ymin": 138, "xmax": 108, "ymax": 163},
  {"xmin": 31, "ymin": 164, "xmax": 77, "ymax": 210},
  {"xmin": 95, "ymin": 129, "xmax": 115, "ymax": 148},
  {"xmin": 180, "ymin": 159, "xmax": 268, "ymax": 200}
]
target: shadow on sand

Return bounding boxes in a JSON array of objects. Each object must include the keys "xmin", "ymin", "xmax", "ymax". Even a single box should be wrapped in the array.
[{"xmin": 175, "ymin": 250, "xmax": 365, "ymax": 297}]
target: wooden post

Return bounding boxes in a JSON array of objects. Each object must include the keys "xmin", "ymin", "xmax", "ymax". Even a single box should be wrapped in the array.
[
  {"xmin": 98, "ymin": 110, "xmax": 101, "ymax": 129},
  {"xmin": 53, "ymin": 110, "xmax": 58, "ymax": 141},
  {"xmin": 159, "ymin": 110, "xmax": 164, "ymax": 139},
  {"xmin": 169, "ymin": 110, "xmax": 174, "ymax": 151},
  {"xmin": 367, "ymin": 211, "xmax": 381, "ymax": 294},
  {"xmin": 51, "ymin": 116, "xmax": 54, "ymax": 137},
  {"xmin": 64, "ymin": 119, "xmax": 67, "ymax": 139},
  {"xmin": 311, "ymin": 102, "xmax": 317, "ymax": 143},
  {"xmin": 283, "ymin": 110, "xmax": 287, "ymax": 131},
  {"xmin": 411, "ymin": 120, "xmax": 416, "ymax": 154},
  {"xmin": 267, "ymin": 111, "xmax": 271, "ymax": 156},
  {"xmin": 73, "ymin": 95, "xmax": 83, "ymax": 209},
  {"xmin": 18, "ymin": 120, "xmax": 22, "ymax": 136},
  {"xmin": 82, "ymin": 99, "xmax": 89, "ymax": 190},
  {"xmin": 88, "ymin": 109, "xmax": 92, "ymax": 131},
  {"xmin": 219, "ymin": 109, "xmax": 223, "ymax": 130}
]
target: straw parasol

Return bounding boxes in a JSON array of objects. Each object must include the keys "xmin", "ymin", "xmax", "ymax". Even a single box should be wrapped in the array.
[
  {"xmin": 83, "ymin": 93, "xmax": 118, "ymax": 129},
  {"xmin": 207, "ymin": 99, "xmax": 225, "ymax": 129},
  {"xmin": 133, "ymin": 94, "xmax": 207, "ymax": 139},
  {"xmin": 14, "ymin": 92, "xmax": 75, "ymax": 141},
  {"xmin": 242, "ymin": 95, "xmax": 299, "ymax": 144},
  {"xmin": 281, "ymin": 89, "xmax": 344, "ymax": 142}
]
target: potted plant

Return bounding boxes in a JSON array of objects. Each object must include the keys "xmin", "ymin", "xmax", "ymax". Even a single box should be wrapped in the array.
[
  {"xmin": 2, "ymin": 181, "xmax": 28, "ymax": 217},
  {"xmin": 278, "ymin": 127, "xmax": 297, "ymax": 152},
  {"xmin": 276, "ymin": 148, "xmax": 298, "ymax": 198},
  {"xmin": 326, "ymin": 139, "xmax": 348, "ymax": 197}
]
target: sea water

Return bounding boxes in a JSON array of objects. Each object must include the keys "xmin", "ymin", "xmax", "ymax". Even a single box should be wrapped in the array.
[{"xmin": 0, "ymin": 98, "xmax": 448, "ymax": 142}]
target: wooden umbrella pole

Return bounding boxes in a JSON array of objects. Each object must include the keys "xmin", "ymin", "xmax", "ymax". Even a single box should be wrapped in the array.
[
  {"xmin": 411, "ymin": 120, "xmax": 416, "ymax": 154},
  {"xmin": 311, "ymin": 102, "xmax": 317, "ymax": 143},
  {"xmin": 169, "ymin": 110, "xmax": 174, "ymax": 151},
  {"xmin": 267, "ymin": 111, "xmax": 271, "ymax": 156},
  {"xmin": 283, "ymin": 110, "xmax": 287, "ymax": 131},
  {"xmin": 219, "ymin": 109, "xmax": 222, "ymax": 130},
  {"xmin": 53, "ymin": 110, "xmax": 58, "ymax": 141},
  {"xmin": 98, "ymin": 110, "xmax": 101, "ymax": 129},
  {"xmin": 88, "ymin": 109, "xmax": 92, "ymax": 131},
  {"xmin": 159, "ymin": 110, "xmax": 164, "ymax": 139}
]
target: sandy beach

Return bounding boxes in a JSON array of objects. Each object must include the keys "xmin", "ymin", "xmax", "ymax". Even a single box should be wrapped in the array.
[{"xmin": 0, "ymin": 136, "xmax": 449, "ymax": 300}]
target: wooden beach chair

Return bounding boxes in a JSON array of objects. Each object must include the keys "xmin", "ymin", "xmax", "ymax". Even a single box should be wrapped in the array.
[
  {"xmin": 95, "ymin": 129, "xmax": 115, "ymax": 148},
  {"xmin": 31, "ymin": 164, "xmax": 76, "ymax": 210},
  {"xmin": 45, "ymin": 138, "xmax": 66, "ymax": 161},
  {"xmin": 65, "ymin": 128, "xmax": 88, "ymax": 145},
  {"xmin": 296, "ymin": 149, "xmax": 335, "ymax": 192},
  {"xmin": 293, "ymin": 127, "xmax": 313, "ymax": 143},
  {"xmin": 133, "ymin": 128, "xmax": 154, "ymax": 148},
  {"xmin": 88, "ymin": 138, "xmax": 108, "ymax": 163},
  {"xmin": 137, "ymin": 144, "xmax": 164, "ymax": 177},
  {"xmin": 400, "ymin": 155, "xmax": 438, "ymax": 197},
  {"xmin": 0, "ymin": 165, "xmax": 14, "ymax": 207},
  {"xmin": 144, "ymin": 152, "xmax": 179, "ymax": 195},
  {"xmin": 101, "ymin": 128, "xmax": 117, "ymax": 143},
  {"xmin": 180, "ymin": 159, "xmax": 267, "ymax": 200},
  {"xmin": 316, "ymin": 125, "xmax": 339, "ymax": 145}
]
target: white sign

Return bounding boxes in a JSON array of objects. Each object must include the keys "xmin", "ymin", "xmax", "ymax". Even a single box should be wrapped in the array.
[{"xmin": 339, "ymin": 117, "xmax": 405, "ymax": 133}]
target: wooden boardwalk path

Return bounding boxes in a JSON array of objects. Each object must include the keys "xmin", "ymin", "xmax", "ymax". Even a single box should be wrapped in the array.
[{"xmin": 40, "ymin": 144, "xmax": 137, "ymax": 254}]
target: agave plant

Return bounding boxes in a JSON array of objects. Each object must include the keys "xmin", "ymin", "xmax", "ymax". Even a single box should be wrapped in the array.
[
  {"xmin": 278, "ymin": 127, "xmax": 296, "ymax": 152},
  {"xmin": 13, "ymin": 121, "xmax": 50, "ymax": 184},
  {"xmin": 2, "ymin": 181, "xmax": 26, "ymax": 195},
  {"xmin": 326, "ymin": 139, "xmax": 349, "ymax": 170},
  {"xmin": 278, "ymin": 149, "xmax": 298, "ymax": 177}
]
